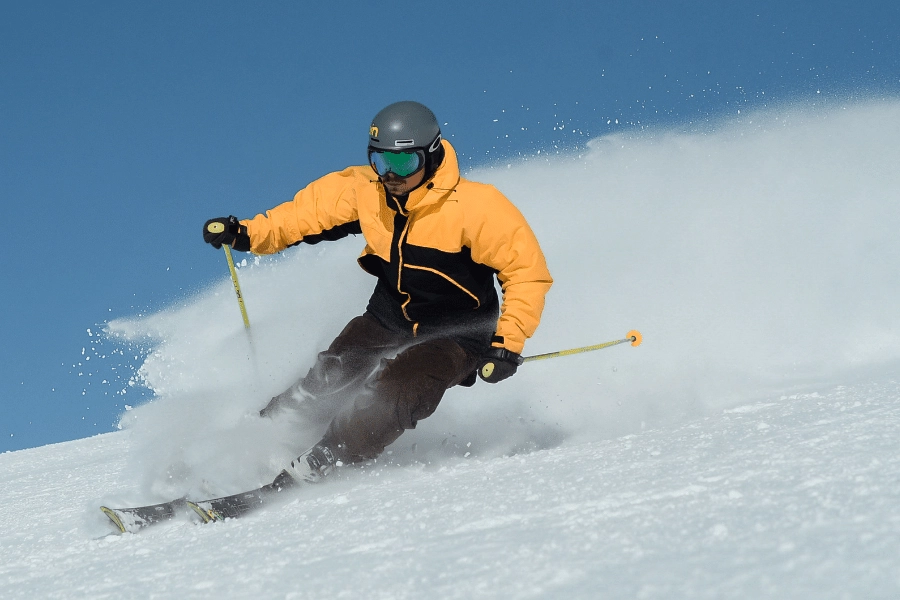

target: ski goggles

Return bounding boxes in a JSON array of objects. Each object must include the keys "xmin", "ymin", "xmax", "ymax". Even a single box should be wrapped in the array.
[{"xmin": 368, "ymin": 149, "xmax": 425, "ymax": 178}]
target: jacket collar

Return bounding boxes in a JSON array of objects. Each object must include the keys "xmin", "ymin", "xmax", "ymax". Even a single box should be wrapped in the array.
[{"xmin": 401, "ymin": 140, "xmax": 460, "ymax": 212}]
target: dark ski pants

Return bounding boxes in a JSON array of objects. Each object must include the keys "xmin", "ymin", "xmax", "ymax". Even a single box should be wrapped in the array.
[{"xmin": 262, "ymin": 313, "xmax": 481, "ymax": 463}]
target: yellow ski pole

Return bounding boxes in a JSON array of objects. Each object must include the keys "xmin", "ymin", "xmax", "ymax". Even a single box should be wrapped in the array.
[
  {"xmin": 223, "ymin": 244, "xmax": 251, "ymax": 330},
  {"xmin": 523, "ymin": 330, "xmax": 642, "ymax": 363}
]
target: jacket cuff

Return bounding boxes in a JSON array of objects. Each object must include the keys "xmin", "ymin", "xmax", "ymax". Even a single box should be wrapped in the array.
[{"xmin": 491, "ymin": 335, "xmax": 524, "ymax": 355}]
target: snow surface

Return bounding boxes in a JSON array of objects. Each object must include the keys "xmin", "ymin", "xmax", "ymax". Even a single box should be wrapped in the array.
[{"xmin": 2, "ymin": 101, "xmax": 900, "ymax": 598}]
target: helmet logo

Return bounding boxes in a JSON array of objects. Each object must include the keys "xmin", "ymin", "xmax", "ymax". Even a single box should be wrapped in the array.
[{"xmin": 369, "ymin": 125, "xmax": 379, "ymax": 138}]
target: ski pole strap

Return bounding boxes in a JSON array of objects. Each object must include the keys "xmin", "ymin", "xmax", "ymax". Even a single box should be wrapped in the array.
[
  {"xmin": 523, "ymin": 330, "xmax": 642, "ymax": 363},
  {"xmin": 223, "ymin": 244, "xmax": 251, "ymax": 330}
]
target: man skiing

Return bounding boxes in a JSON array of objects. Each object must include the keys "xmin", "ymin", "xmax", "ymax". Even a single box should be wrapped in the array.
[{"xmin": 203, "ymin": 101, "xmax": 552, "ymax": 486}]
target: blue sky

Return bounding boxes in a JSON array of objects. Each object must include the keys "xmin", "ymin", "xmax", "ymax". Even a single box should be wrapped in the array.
[{"xmin": 2, "ymin": 1, "xmax": 898, "ymax": 452}]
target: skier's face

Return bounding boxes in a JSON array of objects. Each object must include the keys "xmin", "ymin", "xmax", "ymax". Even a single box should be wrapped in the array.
[{"xmin": 381, "ymin": 168, "xmax": 425, "ymax": 196}]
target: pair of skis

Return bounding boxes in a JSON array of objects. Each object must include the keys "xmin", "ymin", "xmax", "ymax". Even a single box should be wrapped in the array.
[{"xmin": 100, "ymin": 471, "xmax": 294, "ymax": 534}]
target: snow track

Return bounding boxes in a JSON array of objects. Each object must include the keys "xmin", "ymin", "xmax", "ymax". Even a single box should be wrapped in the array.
[{"xmin": 2, "ymin": 379, "xmax": 898, "ymax": 599}]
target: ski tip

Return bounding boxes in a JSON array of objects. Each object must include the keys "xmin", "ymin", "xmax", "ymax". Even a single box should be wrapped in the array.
[
  {"xmin": 99, "ymin": 506, "xmax": 127, "ymax": 533},
  {"xmin": 627, "ymin": 330, "xmax": 643, "ymax": 347}
]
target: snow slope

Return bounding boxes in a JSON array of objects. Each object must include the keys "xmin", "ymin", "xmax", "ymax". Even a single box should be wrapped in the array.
[
  {"xmin": 2, "ymin": 101, "xmax": 899, "ymax": 598},
  {"xmin": 2, "ymin": 379, "xmax": 898, "ymax": 598}
]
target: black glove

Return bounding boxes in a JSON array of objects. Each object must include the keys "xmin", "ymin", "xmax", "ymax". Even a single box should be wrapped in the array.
[
  {"xmin": 478, "ymin": 347, "xmax": 523, "ymax": 383},
  {"xmin": 203, "ymin": 216, "xmax": 251, "ymax": 251}
]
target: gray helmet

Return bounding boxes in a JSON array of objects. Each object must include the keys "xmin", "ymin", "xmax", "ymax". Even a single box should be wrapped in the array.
[
  {"xmin": 368, "ymin": 101, "xmax": 441, "ymax": 152},
  {"xmin": 368, "ymin": 101, "xmax": 445, "ymax": 183}
]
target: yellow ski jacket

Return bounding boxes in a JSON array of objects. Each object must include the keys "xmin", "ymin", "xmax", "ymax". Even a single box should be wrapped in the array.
[{"xmin": 241, "ymin": 140, "xmax": 552, "ymax": 355}]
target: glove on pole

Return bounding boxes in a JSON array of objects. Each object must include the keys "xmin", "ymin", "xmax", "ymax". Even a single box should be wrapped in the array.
[
  {"xmin": 478, "ymin": 348, "xmax": 523, "ymax": 383},
  {"xmin": 203, "ymin": 216, "xmax": 251, "ymax": 251},
  {"xmin": 523, "ymin": 330, "xmax": 642, "ymax": 363}
]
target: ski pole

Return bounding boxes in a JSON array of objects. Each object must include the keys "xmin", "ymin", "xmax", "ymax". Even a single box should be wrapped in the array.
[
  {"xmin": 223, "ymin": 244, "xmax": 264, "ymax": 390},
  {"xmin": 523, "ymin": 330, "xmax": 642, "ymax": 363},
  {"xmin": 223, "ymin": 244, "xmax": 251, "ymax": 330}
]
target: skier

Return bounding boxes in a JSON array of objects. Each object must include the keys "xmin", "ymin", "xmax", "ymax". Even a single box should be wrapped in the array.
[{"xmin": 203, "ymin": 101, "xmax": 552, "ymax": 486}]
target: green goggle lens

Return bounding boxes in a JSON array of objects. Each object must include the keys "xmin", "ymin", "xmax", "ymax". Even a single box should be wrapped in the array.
[{"xmin": 369, "ymin": 150, "xmax": 424, "ymax": 178}]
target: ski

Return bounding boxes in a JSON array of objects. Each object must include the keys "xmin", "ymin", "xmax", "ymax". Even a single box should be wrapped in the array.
[
  {"xmin": 100, "ymin": 471, "xmax": 296, "ymax": 533},
  {"xmin": 186, "ymin": 476, "xmax": 290, "ymax": 523},
  {"xmin": 100, "ymin": 497, "xmax": 187, "ymax": 534}
]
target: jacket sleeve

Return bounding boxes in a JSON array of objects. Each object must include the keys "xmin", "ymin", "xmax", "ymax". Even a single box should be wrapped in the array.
[
  {"xmin": 465, "ymin": 187, "xmax": 553, "ymax": 355},
  {"xmin": 240, "ymin": 168, "xmax": 362, "ymax": 255}
]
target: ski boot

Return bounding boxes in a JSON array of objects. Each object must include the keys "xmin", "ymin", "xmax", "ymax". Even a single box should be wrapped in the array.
[{"xmin": 279, "ymin": 443, "xmax": 342, "ymax": 484}]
